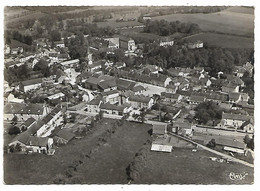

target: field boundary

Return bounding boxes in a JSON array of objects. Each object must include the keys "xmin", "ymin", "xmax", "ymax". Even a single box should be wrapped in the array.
[{"xmin": 168, "ymin": 132, "xmax": 254, "ymax": 168}]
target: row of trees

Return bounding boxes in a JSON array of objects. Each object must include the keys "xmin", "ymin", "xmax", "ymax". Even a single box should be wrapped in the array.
[
  {"xmin": 5, "ymin": 30, "xmax": 33, "ymax": 45},
  {"xmin": 143, "ymin": 20, "xmax": 201, "ymax": 36}
]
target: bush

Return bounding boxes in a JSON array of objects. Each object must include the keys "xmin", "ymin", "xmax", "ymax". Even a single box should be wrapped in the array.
[
  {"xmin": 8, "ymin": 125, "xmax": 20, "ymax": 135},
  {"xmin": 206, "ymin": 139, "xmax": 216, "ymax": 148}
]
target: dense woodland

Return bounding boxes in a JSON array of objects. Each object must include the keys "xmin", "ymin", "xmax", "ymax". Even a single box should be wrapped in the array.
[{"xmin": 143, "ymin": 20, "xmax": 201, "ymax": 36}]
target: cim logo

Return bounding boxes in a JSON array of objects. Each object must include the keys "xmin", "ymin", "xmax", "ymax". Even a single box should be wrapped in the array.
[{"xmin": 229, "ymin": 172, "xmax": 248, "ymax": 181}]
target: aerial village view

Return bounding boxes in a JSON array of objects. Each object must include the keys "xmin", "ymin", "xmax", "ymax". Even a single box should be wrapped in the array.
[{"xmin": 3, "ymin": 6, "xmax": 255, "ymax": 184}]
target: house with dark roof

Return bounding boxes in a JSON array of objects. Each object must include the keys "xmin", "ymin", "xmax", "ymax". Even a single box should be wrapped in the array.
[
  {"xmin": 54, "ymin": 41, "xmax": 65, "ymax": 48},
  {"xmin": 8, "ymin": 131, "xmax": 54, "ymax": 154},
  {"xmin": 98, "ymin": 78, "xmax": 117, "ymax": 92},
  {"xmin": 4, "ymin": 103, "xmax": 49, "ymax": 121},
  {"xmin": 104, "ymin": 37, "xmax": 120, "ymax": 49},
  {"xmin": 119, "ymin": 36, "xmax": 136, "ymax": 52},
  {"xmin": 85, "ymin": 76, "xmax": 100, "ymax": 90},
  {"xmin": 176, "ymin": 90, "xmax": 192, "ymax": 99},
  {"xmin": 161, "ymin": 92, "xmax": 182, "ymax": 103},
  {"xmin": 100, "ymin": 103, "xmax": 130, "ymax": 116},
  {"xmin": 221, "ymin": 112, "xmax": 253, "ymax": 129},
  {"xmin": 189, "ymin": 95, "xmax": 205, "ymax": 105},
  {"xmin": 115, "ymin": 78, "xmax": 136, "ymax": 91},
  {"xmin": 86, "ymin": 96, "xmax": 103, "ymax": 113},
  {"xmin": 60, "ymin": 59, "xmax": 80, "ymax": 68},
  {"xmin": 239, "ymin": 118, "xmax": 254, "ymax": 133},
  {"xmin": 228, "ymin": 92, "xmax": 241, "ymax": 103},
  {"xmin": 54, "ymin": 129, "xmax": 75, "ymax": 144},
  {"xmin": 152, "ymin": 124, "xmax": 167, "ymax": 135},
  {"xmin": 205, "ymin": 92, "xmax": 228, "ymax": 103},
  {"xmin": 28, "ymin": 105, "xmax": 63, "ymax": 137},
  {"xmin": 19, "ymin": 117, "xmax": 36, "ymax": 132},
  {"xmin": 219, "ymin": 103, "xmax": 233, "ymax": 110},
  {"xmin": 226, "ymin": 75, "xmax": 245, "ymax": 88},
  {"xmin": 57, "ymin": 53, "xmax": 70, "ymax": 62},
  {"xmin": 19, "ymin": 78, "xmax": 43, "ymax": 92},
  {"xmin": 100, "ymin": 90, "xmax": 120, "ymax": 104},
  {"xmin": 133, "ymin": 85, "xmax": 146, "ymax": 95},
  {"xmin": 166, "ymin": 83, "xmax": 178, "ymax": 94},
  {"xmin": 222, "ymin": 82, "xmax": 239, "ymax": 93},
  {"xmin": 19, "ymin": 52, "xmax": 36, "ymax": 62},
  {"xmin": 169, "ymin": 122, "xmax": 192, "ymax": 136},
  {"xmin": 236, "ymin": 101, "xmax": 254, "ymax": 110},
  {"xmin": 87, "ymin": 60, "xmax": 105, "ymax": 73},
  {"xmin": 114, "ymin": 61, "xmax": 126, "ymax": 69},
  {"xmin": 234, "ymin": 66, "xmax": 247, "ymax": 77},
  {"xmin": 127, "ymin": 95, "xmax": 154, "ymax": 110}
]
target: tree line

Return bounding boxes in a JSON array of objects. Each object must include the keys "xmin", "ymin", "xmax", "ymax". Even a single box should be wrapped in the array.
[
  {"xmin": 5, "ymin": 31, "xmax": 33, "ymax": 45},
  {"xmin": 140, "ymin": 43, "xmax": 253, "ymax": 77},
  {"xmin": 143, "ymin": 19, "xmax": 201, "ymax": 36}
]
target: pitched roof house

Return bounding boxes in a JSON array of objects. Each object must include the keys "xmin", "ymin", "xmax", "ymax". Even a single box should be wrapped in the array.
[
  {"xmin": 221, "ymin": 112, "xmax": 253, "ymax": 128},
  {"xmin": 4, "ymin": 103, "xmax": 48, "ymax": 121},
  {"xmin": 86, "ymin": 96, "xmax": 103, "ymax": 113},
  {"xmin": 128, "ymin": 95, "xmax": 153, "ymax": 109},
  {"xmin": 8, "ymin": 131, "xmax": 54, "ymax": 154},
  {"xmin": 100, "ymin": 103, "xmax": 129, "ymax": 116},
  {"xmin": 189, "ymin": 95, "xmax": 205, "ymax": 104},
  {"xmin": 55, "ymin": 129, "xmax": 75, "ymax": 144},
  {"xmin": 19, "ymin": 78, "xmax": 43, "ymax": 92}
]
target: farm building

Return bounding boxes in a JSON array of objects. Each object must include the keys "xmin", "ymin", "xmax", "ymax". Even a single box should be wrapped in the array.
[
  {"xmin": 54, "ymin": 129, "xmax": 75, "ymax": 144},
  {"xmin": 151, "ymin": 135, "xmax": 173, "ymax": 153},
  {"xmin": 8, "ymin": 131, "xmax": 54, "ymax": 154},
  {"xmin": 152, "ymin": 124, "xmax": 167, "ymax": 135}
]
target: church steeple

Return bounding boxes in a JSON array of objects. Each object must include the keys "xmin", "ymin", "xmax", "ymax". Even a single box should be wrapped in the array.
[{"xmin": 86, "ymin": 39, "xmax": 93, "ymax": 65}]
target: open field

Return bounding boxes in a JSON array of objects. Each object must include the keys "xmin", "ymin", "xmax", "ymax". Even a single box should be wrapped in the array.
[
  {"xmin": 5, "ymin": 12, "xmax": 47, "ymax": 29},
  {"xmin": 222, "ymin": 6, "xmax": 254, "ymax": 15},
  {"xmin": 71, "ymin": 121, "xmax": 152, "ymax": 184},
  {"xmin": 184, "ymin": 33, "xmax": 254, "ymax": 49},
  {"xmin": 151, "ymin": 8, "xmax": 254, "ymax": 37},
  {"xmin": 135, "ymin": 148, "xmax": 254, "ymax": 184}
]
